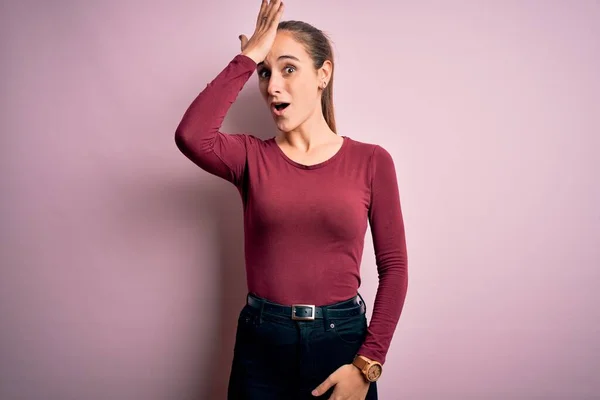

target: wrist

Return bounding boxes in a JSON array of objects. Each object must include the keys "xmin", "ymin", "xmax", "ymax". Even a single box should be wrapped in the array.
[
  {"xmin": 241, "ymin": 50, "xmax": 261, "ymax": 64},
  {"xmin": 352, "ymin": 354, "xmax": 383, "ymax": 383}
]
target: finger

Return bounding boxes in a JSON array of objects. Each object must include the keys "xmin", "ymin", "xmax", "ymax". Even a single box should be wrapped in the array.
[
  {"xmin": 239, "ymin": 34, "xmax": 249, "ymax": 50},
  {"xmin": 258, "ymin": 0, "xmax": 276, "ymax": 29},
  {"xmin": 270, "ymin": 0, "xmax": 284, "ymax": 27},
  {"xmin": 311, "ymin": 375, "xmax": 336, "ymax": 397},
  {"xmin": 264, "ymin": 0, "xmax": 283, "ymax": 31},
  {"xmin": 256, "ymin": 0, "xmax": 268, "ymax": 27},
  {"xmin": 265, "ymin": 0, "xmax": 282, "ymax": 24}
]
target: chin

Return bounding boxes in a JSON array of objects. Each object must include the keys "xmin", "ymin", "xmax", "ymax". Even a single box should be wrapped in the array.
[
  {"xmin": 276, "ymin": 114, "xmax": 311, "ymax": 133},
  {"xmin": 275, "ymin": 120, "xmax": 297, "ymax": 133}
]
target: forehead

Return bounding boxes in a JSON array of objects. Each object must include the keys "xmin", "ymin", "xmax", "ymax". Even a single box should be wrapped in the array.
[{"xmin": 262, "ymin": 31, "xmax": 310, "ymax": 65}]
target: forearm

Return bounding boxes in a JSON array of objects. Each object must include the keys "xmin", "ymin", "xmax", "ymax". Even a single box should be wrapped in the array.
[{"xmin": 174, "ymin": 54, "xmax": 256, "ymax": 159}]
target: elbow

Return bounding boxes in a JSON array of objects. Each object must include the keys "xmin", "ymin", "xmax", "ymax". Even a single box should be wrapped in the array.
[
  {"xmin": 174, "ymin": 125, "xmax": 216, "ymax": 162},
  {"xmin": 174, "ymin": 117, "xmax": 215, "ymax": 152},
  {"xmin": 174, "ymin": 123, "xmax": 204, "ymax": 153},
  {"xmin": 174, "ymin": 128, "xmax": 193, "ymax": 157},
  {"xmin": 174, "ymin": 127, "xmax": 189, "ymax": 152}
]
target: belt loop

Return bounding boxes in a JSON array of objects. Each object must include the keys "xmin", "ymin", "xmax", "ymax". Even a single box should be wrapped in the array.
[
  {"xmin": 357, "ymin": 291, "xmax": 367, "ymax": 314},
  {"xmin": 258, "ymin": 299, "xmax": 265, "ymax": 325},
  {"xmin": 323, "ymin": 306, "xmax": 332, "ymax": 331}
]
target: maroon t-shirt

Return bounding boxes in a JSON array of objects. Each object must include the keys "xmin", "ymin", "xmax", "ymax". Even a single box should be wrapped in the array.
[{"xmin": 174, "ymin": 53, "xmax": 408, "ymax": 364}]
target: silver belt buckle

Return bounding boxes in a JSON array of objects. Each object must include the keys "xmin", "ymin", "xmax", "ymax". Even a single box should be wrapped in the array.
[{"xmin": 291, "ymin": 304, "xmax": 316, "ymax": 321}]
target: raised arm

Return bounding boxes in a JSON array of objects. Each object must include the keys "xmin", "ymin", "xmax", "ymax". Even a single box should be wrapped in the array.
[
  {"xmin": 174, "ymin": 54, "xmax": 257, "ymax": 186},
  {"xmin": 174, "ymin": 0, "xmax": 284, "ymax": 187}
]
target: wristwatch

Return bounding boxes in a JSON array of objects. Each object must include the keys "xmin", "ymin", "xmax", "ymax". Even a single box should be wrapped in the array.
[{"xmin": 352, "ymin": 355, "xmax": 383, "ymax": 382}]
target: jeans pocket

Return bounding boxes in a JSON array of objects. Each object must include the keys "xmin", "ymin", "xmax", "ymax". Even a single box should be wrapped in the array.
[
  {"xmin": 233, "ymin": 306, "xmax": 258, "ymax": 349},
  {"xmin": 331, "ymin": 314, "xmax": 367, "ymax": 344},
  {"xmin": 237, "ymin": 305, "xmax": 255, "ymax": 326},
  {"xmin": 235, "ymin": 306, "xmax": 285, "ymax": 346}
]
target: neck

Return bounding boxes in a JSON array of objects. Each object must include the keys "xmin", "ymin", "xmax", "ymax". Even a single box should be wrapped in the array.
[{"xmin": 278, "ymin": 104, "xmax": 336, "ymax": 151}]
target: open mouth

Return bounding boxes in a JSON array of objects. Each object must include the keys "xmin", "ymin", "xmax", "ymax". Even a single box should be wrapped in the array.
[{"xmin": 273, "ymin": 102, "xmax": 290, "ymax": 111}]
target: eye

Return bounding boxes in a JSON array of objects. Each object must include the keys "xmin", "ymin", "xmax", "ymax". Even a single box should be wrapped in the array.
[
  {"xmin": 258, "ymin": 65, "xmax": 296, "ymax": 80},
  {"xmin": 258, "ymin": 68, "xmax": 271, "ymax": 79}
]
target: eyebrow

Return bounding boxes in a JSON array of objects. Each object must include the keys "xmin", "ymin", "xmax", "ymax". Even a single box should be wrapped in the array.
[{"xmin": 257, "ymin": 55, "xmax": 301, "ymax": 68}]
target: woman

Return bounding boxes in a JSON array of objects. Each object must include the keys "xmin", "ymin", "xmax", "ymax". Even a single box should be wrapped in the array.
[{"xmin": 174, "ymin": 1, "xmax": 408, "ymax": 398}]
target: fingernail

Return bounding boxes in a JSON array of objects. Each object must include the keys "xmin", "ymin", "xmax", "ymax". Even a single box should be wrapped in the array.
[{"xmin": 311, "ymin": 389, "xmax": 318, "ymax": 396}]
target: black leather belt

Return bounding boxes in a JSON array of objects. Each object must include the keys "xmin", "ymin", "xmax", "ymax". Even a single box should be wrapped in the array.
[{"xmin": 246, "ymin": 293, "xmax": 366, "ymax": 321}]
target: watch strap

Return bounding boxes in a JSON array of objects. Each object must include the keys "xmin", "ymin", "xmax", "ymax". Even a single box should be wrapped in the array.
[{"xmin": 352, "ymin": 355, "xmax": 370, "ymax": 373}]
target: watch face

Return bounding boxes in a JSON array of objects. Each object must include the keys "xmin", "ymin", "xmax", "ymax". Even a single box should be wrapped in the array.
[{"xmin": 367, "ymin": 364, "xmax": 382, "ymax": 381}]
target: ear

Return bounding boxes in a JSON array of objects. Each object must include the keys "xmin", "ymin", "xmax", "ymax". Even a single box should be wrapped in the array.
[{"xmin": 318, "ymin": 59, "xmax": 333, "ymax": 83}]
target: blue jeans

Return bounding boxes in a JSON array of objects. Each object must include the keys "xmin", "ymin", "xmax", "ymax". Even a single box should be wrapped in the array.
[{"xmin": 227, "ymin": 293, "xmax": 378, "ymax": 399}]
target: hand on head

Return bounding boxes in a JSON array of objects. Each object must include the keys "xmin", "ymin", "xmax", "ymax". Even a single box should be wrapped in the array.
[{"xmin": 239, "ymin": 0, "xmax": 285, "ymax": 64}]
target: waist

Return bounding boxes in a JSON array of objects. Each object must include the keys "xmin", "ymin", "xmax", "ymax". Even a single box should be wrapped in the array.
[{"xmin": 246, "ymin": 292, "xmax": 366, "ymax": 321}]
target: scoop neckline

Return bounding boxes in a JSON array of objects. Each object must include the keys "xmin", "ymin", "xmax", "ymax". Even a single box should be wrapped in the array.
[{"xmin": 272, "ymin": 135, "xmax": 349, "ymax": 170}]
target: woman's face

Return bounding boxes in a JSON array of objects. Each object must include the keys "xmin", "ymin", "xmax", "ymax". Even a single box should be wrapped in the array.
[{"xmin": 257, "ymin": 31, "xmax": 328, "ymax": 133}]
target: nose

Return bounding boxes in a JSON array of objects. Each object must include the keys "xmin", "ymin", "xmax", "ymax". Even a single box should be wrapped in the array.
[{"xmin": 267, "ymin": 74, "xmax": 283, "ymax": 96}]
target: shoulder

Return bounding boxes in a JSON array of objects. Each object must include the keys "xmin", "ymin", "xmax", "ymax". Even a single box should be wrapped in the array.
[
  {"xmin": 227, "ymin": 133, "xmax": 272, "ymax": 149},
  {"xmin": 346, "ymin": 137, "xmax": 395, "ymax": 166},
  {"xmin": 347, "ymin": 138, "xmax": 398, "ymax": 188}
]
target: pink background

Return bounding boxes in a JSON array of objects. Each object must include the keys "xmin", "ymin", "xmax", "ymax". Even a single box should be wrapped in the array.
[{"xmin": 2, "ymin": 1, "xmax": 599, "ymax": 399}]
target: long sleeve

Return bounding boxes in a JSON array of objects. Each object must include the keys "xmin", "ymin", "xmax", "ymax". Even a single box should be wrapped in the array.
[
  {"xmin": 174, "ymin": 54, "xmax": 257, "ymax": 187},
  {"xmin": 357, "ymin": 145, "xmax": 409, "ymax": 365}
]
